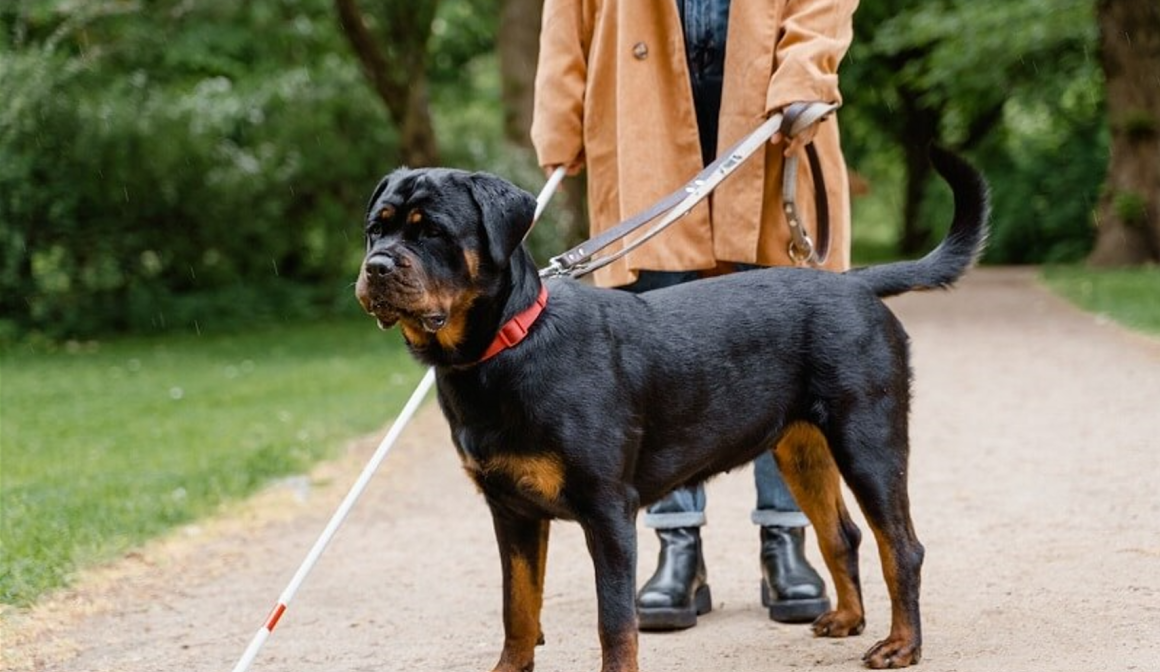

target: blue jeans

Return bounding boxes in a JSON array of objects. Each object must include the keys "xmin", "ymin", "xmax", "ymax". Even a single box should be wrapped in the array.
[{"xmin": 619, "ymin": 270, "xmax": 810, "ymax": 530}]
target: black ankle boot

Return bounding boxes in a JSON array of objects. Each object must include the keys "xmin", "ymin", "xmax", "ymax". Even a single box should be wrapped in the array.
[
  {"xmin": 636, "ymin": 527, "xmax": 712, "ymax": 631},
  {"xmin": 760, "ymin": 526, "xmax": 831, "ymax": 623}
]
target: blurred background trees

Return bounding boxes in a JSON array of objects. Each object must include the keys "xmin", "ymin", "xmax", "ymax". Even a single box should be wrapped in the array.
[{"xmin": 0, "ymin": 0, "xmax": 1154, "ymax": 341}]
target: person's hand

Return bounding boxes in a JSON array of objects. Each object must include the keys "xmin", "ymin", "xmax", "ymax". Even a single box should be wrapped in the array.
[
  {"xmin": 780, "ymin": 121, "xmax": 819, "ymax": 157},
  {"xmin": 770, "ymin": 103, "xmax": 826, "ymax": 157},
  {"xmin": 545, "ymin": 156, "xmax": 585, "ymax": 177}
]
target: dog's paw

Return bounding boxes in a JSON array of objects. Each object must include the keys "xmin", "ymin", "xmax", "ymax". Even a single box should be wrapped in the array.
[
  {"xmin": 811, "ymin": 609, "xmax": 865, "ymax": 638},
  {"xmin": 862, "ymin": 637, "xmax": 921, "ymax": 669}
]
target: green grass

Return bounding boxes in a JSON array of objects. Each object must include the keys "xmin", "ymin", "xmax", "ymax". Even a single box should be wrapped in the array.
[
  {"xmin": 0, "ymin": 317, "xmax": 423, "ymax": 607},
  {"xmin": 1041, "ymin": 265, "xmax": 1160, "ymax": 336}
]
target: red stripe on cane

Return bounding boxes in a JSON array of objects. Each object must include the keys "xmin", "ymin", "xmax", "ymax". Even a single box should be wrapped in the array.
[{"xmin": 265, "ymin": 603, "xmax": 287, "ymax": 632}]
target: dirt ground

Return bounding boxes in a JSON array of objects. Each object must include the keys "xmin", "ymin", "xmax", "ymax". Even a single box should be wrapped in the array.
[{"xmin": 4, "ymin": 267, "xmax": 1160, "ymax": 672}]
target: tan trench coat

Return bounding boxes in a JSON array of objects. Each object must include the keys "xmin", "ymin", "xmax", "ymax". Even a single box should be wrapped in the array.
[{"xmin": 531, "ymin": 0, "xmax": 858, "ymax": 287}]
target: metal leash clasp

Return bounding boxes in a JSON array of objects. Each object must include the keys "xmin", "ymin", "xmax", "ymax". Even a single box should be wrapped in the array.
[
  {"xmin": 781, "ymin": 152, "xmax": 816, "ymax": 266},
  {"xmin": 784, "ymin": 200, "xmax": 816, "ymax": 266}
]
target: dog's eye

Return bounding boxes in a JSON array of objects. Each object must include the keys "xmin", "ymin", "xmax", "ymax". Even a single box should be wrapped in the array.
[{"xmin": 366, "ymin": 222, "xmax": 384, "ymax": 237}]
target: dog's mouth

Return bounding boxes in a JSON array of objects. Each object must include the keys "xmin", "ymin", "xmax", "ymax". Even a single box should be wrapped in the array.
[
  {"xmin": 364, "ymin": 297, "xmax": 446, "ymax": 333},
  {"xmin": 359, "ymin": 283, "xmax": 449, "ymax": 334}
]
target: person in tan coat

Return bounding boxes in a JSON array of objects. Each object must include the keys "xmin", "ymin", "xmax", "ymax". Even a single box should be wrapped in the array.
[{"xmin": 532, "ymin": 0, "xmax": 858, "ymax": 631}]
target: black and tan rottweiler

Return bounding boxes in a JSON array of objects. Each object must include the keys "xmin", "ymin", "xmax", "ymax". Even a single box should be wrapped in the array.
[{"xmin": 355, "ymin": 147, "xmax": 989, "ymax": 672}]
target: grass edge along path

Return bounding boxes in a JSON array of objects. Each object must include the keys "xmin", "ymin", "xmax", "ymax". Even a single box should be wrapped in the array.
[
  {"xmin": 1041, "ymin": 264, "xmax": 1160, "ymax": 337},
  {"xmin": 0, "ymin": 317, "xmax": 422, "ymax": 608}
]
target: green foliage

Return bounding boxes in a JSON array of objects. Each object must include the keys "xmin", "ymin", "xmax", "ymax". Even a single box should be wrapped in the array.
[
  {"xmin": 870, "ymin": 0, "xmax": 1096, "ymax": 142},
  {"xmin": 976, "ymin": 84, "xmax": 1104, "ymax": 264},
  {"xmin": 0, "ymin": 0, "xmax": 396, "ymax": 340},
  {"xmin": 1042, "ymin": 265, "xmax": 1160, "ymax": 335},
  {"xmin": 841, "ymin": 0, "xmax": 1104, "ymax": 263},
  {"xmin": 0, "ymin": 316, "xmax": 424, "ymax": 606}
]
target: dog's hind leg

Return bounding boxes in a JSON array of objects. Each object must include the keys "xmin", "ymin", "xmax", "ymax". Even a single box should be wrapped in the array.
[
  {"xmin": 831, "ymin": 416, "xmax": 925, "ymax": 669},
  {"xmin": 488, "ymin": 508, "xmax": 550, "ymax": 672},
  {"xmin": 772, "ymin": 422, "xmax": 866, "ymax": 638}
]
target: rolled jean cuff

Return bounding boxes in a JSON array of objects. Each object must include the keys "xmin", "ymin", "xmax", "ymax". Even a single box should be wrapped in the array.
[
  {"xmin": 643, "ymin": 511, "xmax": 707, "ymax": 529},
  {"xmin": 751, "ymin": 509, "xmax": 810, "ymax": 528}
]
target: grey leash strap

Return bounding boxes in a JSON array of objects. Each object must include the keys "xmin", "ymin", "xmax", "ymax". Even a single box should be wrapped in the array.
[
  {"xmin": 542, "ymin": 112, "xmax": 786, "ymax": 279},
  {"xmin": 781, "ymin": 102, "xmax": 838, "ymax": 265}
]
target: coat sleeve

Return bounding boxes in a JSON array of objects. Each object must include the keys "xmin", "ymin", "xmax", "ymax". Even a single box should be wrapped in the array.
[
  {"xmin": 531, "ymin": 0, "xmax": 589, "ymax": 169},
  {"xmin": 765, "ymin": 0, "xmax": 859, "ymax": 114}
]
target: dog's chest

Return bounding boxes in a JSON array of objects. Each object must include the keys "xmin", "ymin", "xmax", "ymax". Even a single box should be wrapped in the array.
[{"xmin": 453, "ymin": 426, "xmax": 573, "ymax": 517}]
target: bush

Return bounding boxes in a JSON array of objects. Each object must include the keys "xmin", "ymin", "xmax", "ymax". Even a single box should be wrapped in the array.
[{"xmin": 0, "ymin": 2, "xmax": 397, "ymax": 340}]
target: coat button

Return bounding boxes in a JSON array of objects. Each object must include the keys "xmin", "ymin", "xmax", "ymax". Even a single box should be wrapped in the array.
[{"xmin": 633, "ymin": 42, "xmax": 648, "ymax": 60}]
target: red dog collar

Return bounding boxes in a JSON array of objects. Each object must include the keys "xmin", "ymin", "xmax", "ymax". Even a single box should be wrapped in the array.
[{"xmin": 478, "ymin": 285, "xmax": 549, "ymax": 362}]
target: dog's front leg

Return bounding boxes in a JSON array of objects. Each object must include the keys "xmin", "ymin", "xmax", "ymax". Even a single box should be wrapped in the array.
[
  {"xmin": 488, "ymin": 504, "xmax": 550, "ymax": 672},
  {"xmin": 580, "ymin": 501, "xmax": 640, "ymax": 672}
]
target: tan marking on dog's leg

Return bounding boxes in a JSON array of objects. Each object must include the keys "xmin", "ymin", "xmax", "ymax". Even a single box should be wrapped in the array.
[
  {"xmin": 492, "ymin": 519, "xmax": 550, "ymax": 672},
  {"xmin": 599, "ymin": 627, "xmax": 639, "ymax": 672},
  {"xmin": 773, "ymin": 422, "xmax": 866, "ymax": 638},
  {"xmin": 485, "ymin": 455, "xmax": 565, "ymax": 501},
  {"xmin": 460, "ymin": 454, "xmax": 485, "ymax": 493},
  {"xmin": 860, "ymin": 518, "xmax": 924, "ymax": 668}
]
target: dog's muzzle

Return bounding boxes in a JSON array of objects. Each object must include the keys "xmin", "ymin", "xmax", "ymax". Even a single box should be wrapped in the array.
[{"xmin": 356, "ymin": 250, "xmax": 447, "ymax": 333}]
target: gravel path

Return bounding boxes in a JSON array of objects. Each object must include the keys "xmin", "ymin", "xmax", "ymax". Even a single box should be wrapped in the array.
[{"xmin": 5, "ymin": 267, "xmax": 1160, "ymax": 672}]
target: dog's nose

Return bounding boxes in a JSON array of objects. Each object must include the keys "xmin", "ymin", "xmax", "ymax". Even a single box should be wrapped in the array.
[{"xmin": 365, "ymin": 253, "xmax": 397, "ymax": 278}]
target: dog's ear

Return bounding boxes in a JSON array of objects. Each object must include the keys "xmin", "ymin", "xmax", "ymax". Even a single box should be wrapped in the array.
[{"xmin": 468, "ymin": 172, "xmax": 536, "ymax": 268}]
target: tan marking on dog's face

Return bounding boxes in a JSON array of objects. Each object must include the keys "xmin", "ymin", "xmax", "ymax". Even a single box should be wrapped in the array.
[
  {"xmin": 399, "ymin": 322, "xmax": 429, "ymax": 348},
  {"xmin": 484, "ymin": 454, "xmax": 565, "ymax": 501},
  {"xmin": 464, "ymin": 249, "xmax": 481, "ymax": 281},
  {"xmin": 354, "ymin": 265, "xmax": 371, "ymax": 312},
  {"xmin": 435, "ymin": 288, "xmax": 479, "ymax": 350},
  {"xmin": 407, "ymin": 209, "xmax": 423, "ymax": 225},
  {"xmin": 377, "ymin": 205, "xmax": 395, "ymax": 222},
  {"xmin": 396, "ymin": 284, "xmax": 480, "ymax": 352}
]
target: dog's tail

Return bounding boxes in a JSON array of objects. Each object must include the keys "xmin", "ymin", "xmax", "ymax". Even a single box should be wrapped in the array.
[{"xmin": 846, "ymin": 147, "xmax": 990, "ymax": 298}]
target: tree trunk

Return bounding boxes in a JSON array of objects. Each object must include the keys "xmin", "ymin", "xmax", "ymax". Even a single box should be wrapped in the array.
[
  {"xmin": 334, "ymin": 0, "xmax": 440, "ymax": 167},
  {"xmin": 499, "ymin": 0, "xmax": 543, "ymax": 145},
  {"xmin": 1088, "ymin": 0, "xmax": 1160, "ymax": 266},
  {"xmin": 897, "ymin": 87, "xmax": 942, "ymax": 255}
]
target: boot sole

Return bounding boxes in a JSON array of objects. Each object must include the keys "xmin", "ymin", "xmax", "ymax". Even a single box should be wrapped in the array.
[
  {"xmin": 761, "ymin": 578, "xmax": 831, "ymax": 624},
  {"xmin": 638, "ymin": 584, "xmax": 712, "ymax": 631}
]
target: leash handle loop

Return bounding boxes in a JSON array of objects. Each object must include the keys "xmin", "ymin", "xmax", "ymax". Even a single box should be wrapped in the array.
[{"xmin": 780, "ymin": 102, "xmax": 838, "ymax": 266}]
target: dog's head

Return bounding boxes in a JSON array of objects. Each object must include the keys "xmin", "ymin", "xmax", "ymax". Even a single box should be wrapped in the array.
[{"xmin": 355, "ymin": 167, "xmax": 536, "ymax": 355}]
